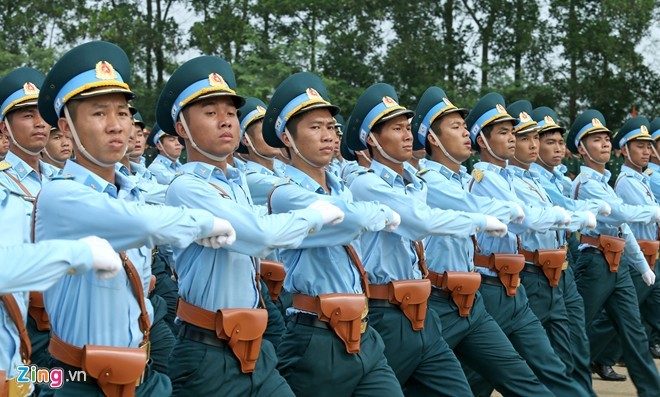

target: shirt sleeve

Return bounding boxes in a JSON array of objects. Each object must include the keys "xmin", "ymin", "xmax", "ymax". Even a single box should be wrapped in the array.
[
  {"xmin": 576, "ymin": 179, "xmax": 657, "ymax": 226},
  {"xmin": 621, "ymin": 223, "xmax": 651, "ymax": 275},
  {"xmin": 0, "ymin": 240, "xmax": 94, "ymax": 294}
]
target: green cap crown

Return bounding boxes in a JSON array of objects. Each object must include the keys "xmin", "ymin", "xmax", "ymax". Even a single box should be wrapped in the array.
[
  {"xmin": 567, "ymin": 109, "xmax": 610, "ymax": 154},
  {"xmin": 465, "ymin": 92, "xmax": 517, "ymax": 144},
  {"xmin": 531, "ymin": 106, "xmax": 565, "ymax": 135},
  {"xmin": 237, "ymin": 97, "xmax": 267, "ymax": 154},
  {"xmin": 506, "ymin": 100, "xmax": 538, "ymax": 134},
  {"xmin": 0, "ymin": 67, "xmax": 45, "ymax": 121},
  {"xmin": 612, "ymin": 116, "xmax": 652, "ymax": 150},
  {"xmin": 411, "ymin": 86, "xmax": 467, "ymax": 150}
]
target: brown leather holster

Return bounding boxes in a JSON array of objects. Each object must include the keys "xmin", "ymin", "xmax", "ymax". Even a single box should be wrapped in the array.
[
  {"xmin": 176, "ymin": 298, "xmax": 267, "ymax": 373},
  {"xmin": 0, "ymin": 370, "xmax": 5, "ymax": 397},
  {"xmin": 49, "ymin": 334, "xmax": 147, "ymax": 397},
  {"xmin": 260, "ymin": 260, "xmax": 286, "ymax": 302},
  {"xmin": 28, "ymin": 292, "xmax": 50, "ymax": 331},
  {"xmin": 293, "ymin": 293, "xmax": 367, "ymax": 354},
  {"xmin": 370, "ymin": 280, "xmax": 431, "ymax": 330},
  {"xmin": 440, "ymin": 272, "xmax": 481, "ymax": 317},
  {"xmin": 637, "ymin": 239, "xmax": 660, "ymax": 271},
  {"xmin": 475, "ymin": 254, "xmax": 525, "ymax": 296},
  {"xmin": 581, "ymin": 234, "xmax": 626, "ymax": 272},
  {"xmin": 521, "ymin": 248, "xmax": 567, "ymax": 287}
]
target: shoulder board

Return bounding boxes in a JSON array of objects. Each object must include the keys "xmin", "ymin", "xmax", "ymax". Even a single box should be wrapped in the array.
[
  {"xmin": 417, "ymin": 168, "xmax": 430, "ymax": 176},
  {"xmin": 645, "ymin": 168, "xmax": 653, "ymax": 176},
  {"xmin": 0, "ymin": 161, "xmax": 11, "ymax": 171},
  {"xmin": 356, "ymin": 169, "xmax": 374, "ymax": 175},
  {"xmin": 244, "ymin": 169, "xmax": 257, "ymax": 176},
  {"xmin": 50, "ymin": 174, "xmax": 74, "ymax": 180},
  {"xmin": 273, "ymin": 177, "xmax": 292, "ymax": 188},
  {"xmin": 472, "ymin": 168, "xmax": 484, "ymax": 183}
]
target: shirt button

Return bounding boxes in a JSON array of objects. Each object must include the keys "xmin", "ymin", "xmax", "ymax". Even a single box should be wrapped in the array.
[
  {"xmin": 68, "ymin": 269, "xmax": 76, "ymax": 275},
  {"xmin": 309, "ymin": 228, "xmax": 316, "ymax": 234},
  {"xmin": 476, "ymin": 227, "xmax": 481, "ymax": 232}
]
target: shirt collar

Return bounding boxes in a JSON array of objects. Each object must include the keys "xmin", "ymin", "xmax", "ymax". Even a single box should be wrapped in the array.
[
  {"xmin": 580, "ymin": 165, "xmax": 611, "ymax": 183},
  {"xmin": 474, "ymin": 160, "xmax": 513, "ymax": 177},
  {"xmin": 181, "ymin": 161, "xmax": 231, "ymax": 185},
  {"xmin": 5, "ymin": 151, "xmax": 38, "ymax": 181},
  {"xmin": 246, "ymin": 160, "xmax": 275, "ymax": 176},
  {"xmin": 648, "ymin": 163, "xmax": 660, "ymax": 173},
  {"xmin": 423, "ymin": 160, "xmax": 462, "ymax": 183},
  {"xmin": 63, "ymin": 160, "xmax": 138, "ymax": 198},
  {"xmin": 284, "ymin": 164, "xmax": 344, "ymax": 195},
  {"xmin": 619, "ymin": 164, "xmax": 647, "ymax": 183},
  {"xmin": 115, "ymin": 162, "xmax": 131, "ymax": 177},
  {"xmin": 155, "ymin": 154, "xmax": 180, "ymax": 170},
  {"xmin": 369, "ymin": 160, "xmax": 423, "ymax": 189}
]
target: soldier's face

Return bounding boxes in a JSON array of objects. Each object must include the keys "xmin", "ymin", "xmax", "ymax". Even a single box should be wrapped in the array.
[
  {"xmin": 538, "ymin": 131, "xmax": 564, "ymax": 167},
  {"xmin": 244, "ymin": 120, "xmax": 280, "ymax": 158},
  {"xmin": 514, "ymin": 130, "xmax": 539, "ymax": 164},
  {"xmin": 369, "ymin": 115, "xmax": 413, "ymax": 163},
  {"xmin": 131, "ymin": 126, "xmax": 146, "ymax": 157},
  {"xmin": 44, "ymin": 129, "xmax": 72, "ymax": 162},
  {"xmin": 1, "ymin": 106, "xmax": 50, "ymax": 153},
  {"xmin": 0, "ymin": 132, "xmax": 9, "ymax": 158},
  {"xmin": 284, "ymin": 108, "xmax": 336, "ymax": 167},
  {"xmin": 60, "ymin": 93, "xmax": 132, "ymax": 165},
  {"xmin": 158, "ymin": 136, "xmax": 182, "ymax": 159},
  {"xmin": 482, "ymin": 121, "xmax": 515, "ymax": 159},
  {"xmin": 178, "ymin": 97, "xmax": 239, "ymax": 158},
  {"xmin": 579, "ymin": 133, "xmax": 611, "ymax": 163},
  {"xmin": 623, "ymin": 140, "xmax": 651, "ymax": 168},
  {"xmin": 433, "ymin": 112, "xmax": 471, "ymax": 162}
]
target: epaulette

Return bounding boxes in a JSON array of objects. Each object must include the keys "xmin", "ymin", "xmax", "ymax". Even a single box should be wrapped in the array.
[
  {"xmin": 417, "ymin": 168, "xmax": 430, "ymax": 176},
  {"xmin": 472, "ymin": 168, "xmax": 484, "ymax": 183},
  {"xmin": 273, "ymin": 177, "xmax": 292, "ymax": 188},
  {"xmin": 356, "ymin": 169, "xmax": 374, "ymax": 175},
  {"xmin": 0, "ymin": 161, "xmax": 11, "ymax": 171},
  {"xmin": 50, "ymin": 173, "xmax": 74, "ymax": 180},
  {"xmin": 645, "ymin": 168, "xmax": 653, "ymax": 176}
]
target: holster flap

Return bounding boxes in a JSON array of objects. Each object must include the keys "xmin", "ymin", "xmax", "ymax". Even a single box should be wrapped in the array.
[
  {"xmin": 317, "ymin": 294, "xmax": 366, "ymax": 354},
  {"xmin": 388, "ymin": 279, "xmax": 431, "ymax": 331},
  {"xmin": 81, "ymin": 345, "xmax": 146, "ymax": 385},
  {"xmin": 492, "ymin": 254, "xmax": 525, "ymax": 297},
  {"xmin": 535, "ymin": 249, "xmax": 567, "ymax": 287},
  {"xmin": 442, "ymin": 272, "xmax": 481, "ymax": 317}
]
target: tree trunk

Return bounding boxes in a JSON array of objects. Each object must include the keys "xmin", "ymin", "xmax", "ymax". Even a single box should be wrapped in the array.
[
  {"xmin": 146, "ymin": 0, "xmax": 153, "ymax": 88},
  {"xmin": 155, "ymin": 0, "xmax": 164, "ymax": 85},
  {"xmin": 443, "ymin": 0, "xmax": 455, "ymax": 85}
]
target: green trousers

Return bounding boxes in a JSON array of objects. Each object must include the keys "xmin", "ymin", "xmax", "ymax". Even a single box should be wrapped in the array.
[
  {"xmin": 169, "ymin": 328, "xmax": 292, "ymax": 396},
  {"xmin": 260, "ymin": 279, "xmax": 286, "ymax": 348},
  {"xmin": 277, "ymin": 318, "xmax": 403, "ymax": 397},
  {"xmin": 150, "ymin": 249, "xmax": 179, "ymax": 334},
  {"xmin": 149, "ymin": 294, "xmax": 175, "ymax": 374},
  {"xmin": 574, "ymin": 249, "xmax": 660, "ymax": 397},
  {"xmin": 465, "ymin": 278, "xmax": 588, "ymax": 397},
  {"xmin": 367, "ymin": 304, "xmax": 472, "ymax": 396},
  {"xmin": 427, "ymin": 291, "xmax": 553, "ymax": 396}
]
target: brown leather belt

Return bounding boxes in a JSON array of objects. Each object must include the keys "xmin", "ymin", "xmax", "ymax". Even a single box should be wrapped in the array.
[
  {"xmin": 580, "ymin": 234, "xmax": 626, "ymax": 272},
  {"xmin": 427, "ymin": 271, "xmax": 480, "ymax": 317},
  {"xmin": 28, "ymin": 291, "xmax": 50, "ymax": 331},
  {"xmin": 366, "ymin": 280, "xmax": 430, "ymax": 330},
  {"xmin": 519, "ymin": 248, "xmax": 567, "ymax": 287},
  {"xmin": 473, "ymin": 253, "xmax": 525, "ymax": 296}
]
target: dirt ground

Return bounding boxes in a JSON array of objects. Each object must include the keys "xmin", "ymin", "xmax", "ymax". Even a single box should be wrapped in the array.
[{"xmin": 493, "ymin": 359, "xmax": 660, "ymax": 396}]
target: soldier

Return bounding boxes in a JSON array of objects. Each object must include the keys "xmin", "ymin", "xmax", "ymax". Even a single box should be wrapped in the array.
[
  {"xmin": 529, "ymin": 105, "xmax": 611, "ymax": 392},
  {"xmin": 567, "ymin": 109, "xmax": 660, "ymax": 396},
  {"xmin": 41, "ymin": 127, "xmax": 72, "ymax": 169},
  {"xmin": 466, "ymin": 92, "xmax": 589, "ymax": 396},
  {"xmin": 129, "ymin": 112, "xmax": 147, "ymax": 166},
  {"xmin": 263, "ymin": 72, "xmax": 404, "ymax": 396},
  {"xmin": 0, "ymin": 131, "xmax": 8, "ymax": 160},
  {"xmin": 155, "ymin": 58, "xmax": 345, "ymax": 396},
  {"xmin": 147, "ymin": 124, "xmax": 182, "ymax": 184},
  {"xmin": 648, "ymin": 118, "xmax": 660, "ymax": 202},
  {"xmin": 35, "ymin": 40, "xmax": 238, "ymax": 396},
  {"xmin": 586, "ymin": 117, "xmax": 660, "ymax": 380},
  {"xmin": 346, "ymin": 83, "xmax": 512, "ymax": 396}
]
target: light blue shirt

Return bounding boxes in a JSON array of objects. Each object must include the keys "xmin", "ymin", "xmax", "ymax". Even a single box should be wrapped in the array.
[
  {"xmin": 244, "ymin": 161, "xmax": 283, "ymax": 206},
  {"xmin": 35, "ymin": 160, "xmax": 215, "ymax": 348},
  {"xmin": 147, "ymin": 154, "xmax": 182, "ymax": 184},
  {"xmin": 165, "ymin": 161, "xmax": 324, "ymax": 311},
  {"xmin": 420, "ymin": 161, "xmax": 518, "ymax": 273},
  {"xmin": 116, "ymin": 162, "xmax": 167, "ymax": 204},
  {"xmin": 469, "ymin": 161, "xmax": 569, "ymax": 275},
  {"xmin": 614, "ymin": 165, "xmax": 659, "ymax": 241},
  {"xmin": 349, "ymin": 160, "xmax": 488, "ymax": 284},
  {"xmin": 530, "ymin": 162, "xmax": 603, "ymax": 213},
  {"xmin": 572, "ymin": 166, "xmax": 655, "ymax": 274},
  {"xmin": 646, "ymin": 163, "xmax": 660, "ymax": 203},
  {"xmin": 269, "ymin": 165, "xmax": 394, "ymax": 296}
]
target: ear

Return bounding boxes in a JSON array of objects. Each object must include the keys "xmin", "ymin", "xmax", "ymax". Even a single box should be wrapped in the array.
[
  {"xmin": 174, "ymin": 120, "xmax": 188, "ymax": 139},
  {"xmin": 242, "ymin": 135, "xmax": 250, "ymax": 148},
  {"xmin": 476, "ymin": 134, "xmax": 486, "ymax": 150},
  {"xmin": 57, "ymin": 117, "xmax": 71, "ymax": 136},
  {"xmin": 427, "ymin": 132, "xmax": 439, "ymax": 147},
  {"xmin": 0, "ymin": 120, "xmax": 7, "ymax": 135},
  {"xmin": 620, "ymin": 144, "xmax": 628, "ymax": 158},
  {"xmin": 576, "ymin": 140, "xmax": 586, "ymax": 156},
  {"xmin": 280, "ymin": 130, "xmax": 292, "ymax": 148}
]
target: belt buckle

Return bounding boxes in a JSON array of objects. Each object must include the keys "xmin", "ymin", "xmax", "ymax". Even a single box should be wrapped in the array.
[
  {"xmin": 7, "ymin": 376, "xmax": 31, "ymax": 397},
  {"xmin": 140, "ymin": 341, "xmax": 151, "ymax": 362},
  {"xmin": 360, "ymin": 298, "xmax": 369, "ymax": 334},
  {"xmin": 562, "ymin": 261, "xmax": 568, "ymax": 270}
]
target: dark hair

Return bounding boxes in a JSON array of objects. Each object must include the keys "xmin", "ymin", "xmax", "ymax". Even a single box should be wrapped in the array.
[
  {"xmin": 246, "ymin": 119, "xmax": 263, "ymax": 137},
  {"xmin": 282, "ymin": 112, "xmax": 304, "ymax": 158},
  {"xmin": 366, "ymin": 122, "xmax": 385, "ymax": 158},
  {"xmin": 472, "ymin": 124, "xmax": 494, "ymax": 153}
]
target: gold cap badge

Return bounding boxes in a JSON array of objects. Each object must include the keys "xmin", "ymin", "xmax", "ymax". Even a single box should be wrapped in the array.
[
  {"xmin": 95, "ymin": 61, "xmax": 118, "ymax": 80},
  {"xmin": 592, "ymin": 118, "xmax": 603, "ymax": 127},
  {"xmin": 544, "ymin": 115, "xmax": 555, "ymax": 124},
  {"xmin": 209, "ymin": 73, "xmax": 228, "ymax": 88},
  {"xmin": 23, "ymin": 82, "xmax": 38, "ymax": 95},
  {"xmin": 496, "ymin": 104, "xmax": 506, "ymax": 113},
  {"xmin": 256, "ymin": 105, "xmax": 266, "ymax": 114},
  {"xmin": 519, "ymin": 112, "xmax": 531, "ymax": 122},
  {"xmin": 383, "ymin": 96, "xmax": 397, "ymax": 107},
  {"xmin": 306, "ymin": 88, "xmax": 321, "ymax": 100},
  {"xmin": 443, "ymin": 97, "xmax": 455, "ymax": 107},
  {"xmin": 641, "ymin": 125, "xmax": 649, "ymax": 134}
]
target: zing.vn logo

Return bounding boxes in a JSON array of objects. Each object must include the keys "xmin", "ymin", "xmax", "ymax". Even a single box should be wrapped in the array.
[{"xmin": 16, "ymin": 364, "xmax": 87, "ymax": 388}]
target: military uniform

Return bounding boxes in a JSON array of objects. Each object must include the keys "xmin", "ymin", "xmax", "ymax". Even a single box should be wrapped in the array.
[
  {"xmin": 146, "ymin": 125, "xmax": 182, "ymax": 185},
  {"xmin": 567, "ymin": 110, "xmax": 660, "ymax": 397}
]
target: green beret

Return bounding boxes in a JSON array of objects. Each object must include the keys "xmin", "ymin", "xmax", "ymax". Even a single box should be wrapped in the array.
[
  {"xmin": 531, "ymin": 106, "xmax": 565, "ymax": 135},
  {"xmin": 156, "ymin": 56, "xmax": 245, "ymax": 136},
  {"xmin": 612, "ymin": 116, "xmax": 652, "ymax": 150},
  {"xmin": 38, "ymin": 41, "xmax": 135, "ymax": 127},
  {"xmin": 411, "ymin": 86, "xmax": 468, "ymax": 150},
  {"xmin": 345, "ymin": 82, "xmax": 414, "ymax": 152},
  {"xmin": 262, "ymin": 72, "xmax": 339, "ymax": 148},
  {"xmin": 0, "ymin": 67, "xmax": 45, "ymax": 121},
  {"xmin": 566, "ymin": 109, "xmax": 611, "ymax": 154},
  {"xmin": 237, "ymin": 97, "xmax": 267, "ymax": 154},
  {"xmin": 506, "ymin": 100, "xmax": 539, "ymax": 134},
  {"xmin": 465, "ymin": 92, "xmax": 517, "ymax": 144}
]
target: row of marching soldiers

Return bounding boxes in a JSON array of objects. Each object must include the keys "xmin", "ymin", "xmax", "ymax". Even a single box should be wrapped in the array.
[{"xmin": 1, "ymin": 40, "xmax": 659, "ymax": 397}]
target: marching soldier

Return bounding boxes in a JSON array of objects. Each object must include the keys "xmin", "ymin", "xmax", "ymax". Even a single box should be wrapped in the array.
[
  {"xmin": 567, "ymin": 109, "xmax": 660, "ymax": 396},
  {"xmin": 0, "ymin": 131, "xmax": 8, "ymax": 160},
  {"xmin": 129, "ymin": 112, "xmax": 147, "ymax": 166},
  {"xmin": 146, "ymin": 124, "xmax": 182, "ymax": 184},
  {"xmin": 264, "ymin": 72, "xmax": 405, "ymax": 396},
  {"xmin": 41, "ymin": 127, "xmax": 72, "ymax": 169},
  {"xmin": 466, "ymin": 92, "xmax": 589, "ymax": 396},
  {"xmin": 35, "ymin": 40, "xmax": 238, "ymax": 396}
]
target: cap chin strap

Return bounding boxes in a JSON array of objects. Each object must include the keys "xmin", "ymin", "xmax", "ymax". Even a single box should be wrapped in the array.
[
  {"xmin": 42, "ymin": 148, "xmax": 66, "ymax": 167},
  {"xmin": 537, "ymin": 153, "xmax": 554, "ymax": 170},
  {"xmin": 368, "ymin": 132, "xmax": 403, "ymax": 164},
  {"xmin": 479, "ymin": 131, "xmax": 507, "ymax": 163},
  {"xmin": 245, "ymin": 135, "xmax": 277, "ymax": 161},
  {"xmin": 429, "ymin": 128, "xmax": 461, "ymax": 165},
  {"xmin": 625, "ymin": 143, "xmax": 643, "ymax": 170},
  {"xmin": 283, "ymin": 128, "xmax": 325, "ymax": 169},
  {"xmin": 651, "ymin": 144, "xmax": 660, "ymax": 163},
  {"xmin": 4, "ymin": 120, "xmax": 42, "ymax": 156},
  {"xmin": 579, "ymin": 141, "xmax": 607, "ymax": 165},
  {"xmin": 64, "ymin": 105, "xmax": 116, "ymax": 168},
  {"xmin": 356, "ymin": 150, "xmax": 372, "ymax": 165},
  {"xmin": 513, "ymin": 156, "xmax": 531, "ymax": 167},
  {"xmin": 179, "ymin": 113, "xmax": 229, "ymax": 162},
  {"xmin": 156, "ymin": 141, "xmax": 180, "ymax": 163}
]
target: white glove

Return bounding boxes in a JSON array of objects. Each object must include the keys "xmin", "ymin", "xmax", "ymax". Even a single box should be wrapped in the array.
[
  {"xmin": 584, "ymin": 211, "xmax": 597, "ymax": 230},
  {"xmin": 642, "ymin": 270, "xmax": 656, "ymax": 286},
  {"xmin": 196, "ymin": 217, "xmax": 236, "ymax": 249},
  {"xmin": 512, "ymin": 203, "xmax": 525, "ymax": 224},
  {"xmin": 554, "ymin": 206, "xmax": 571, "ymax": 226},
  {"xmin": 598, "ymin": 202, "xmax": 611, "ymax": 217},
  {"xmin": 79, "ymin": 236, "xmax": 122, "ymax": 280},
  {"xmin": 308, "ymin": 200, "xmax": 345, "ymax": 225},
  {"xmin": 484, "ymin": 215, "xmax": 508, "ymax": 238},
  {"xmin": 383, "ymin": 211, "xmax": 401, "ymax": 232}
]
